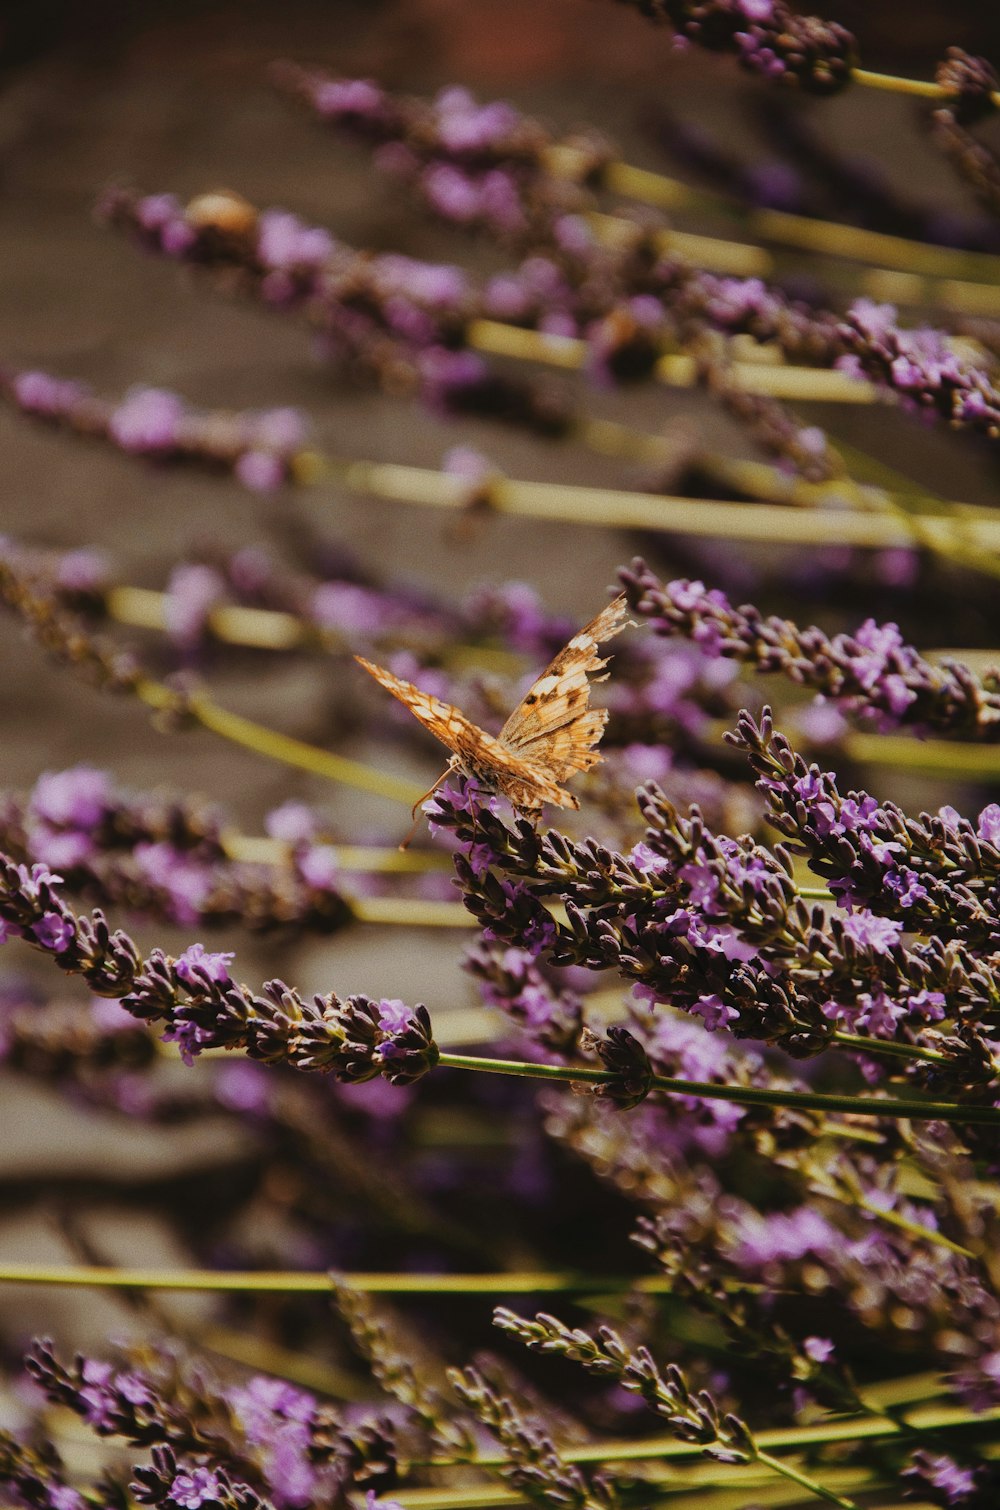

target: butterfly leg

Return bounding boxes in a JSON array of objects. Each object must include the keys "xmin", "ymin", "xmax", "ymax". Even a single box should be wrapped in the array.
[{"xmin": 398, "ymin": 764, "xmax": 454, "ymax": 850}]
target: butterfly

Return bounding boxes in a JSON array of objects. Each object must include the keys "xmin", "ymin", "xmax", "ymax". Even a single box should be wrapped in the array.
[{"xmin": 355, "ymin": 592, "xmax": 633, "ymax": 820}]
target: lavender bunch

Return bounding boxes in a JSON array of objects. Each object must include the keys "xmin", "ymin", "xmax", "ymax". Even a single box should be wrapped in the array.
[
  {"xmin": 8, "ymin": 9, "xmax": 1000, "ymax": 1508},
  {"xmin": 270, "ymin": 66, "xmax": 1000, "ymax": 448},
  {"xmin": 0, "ymin": 850, "xmax": 438, "ymax": 1081},
  {"xmin": 0, "ymin": 765, "xmax": 354, "ymax": 936},
  {"xmin": 97, "ymin": 185, "xmax": 572, "ymax": 435},
  {"xmin": 24, "ymin": 1338, "xmax": 400, "ymax": 1508},
  {"xmin": 274, "ymin": 62, "xmax": 603, "ymax": 243},
  {"xmin": 621, "ymin": 558, "xmax": 1000, "ymax": 738},
  {"xmin": 929, "ymin": 50, "xmax": 1000, "ymax": 219},
  {"xmin": 614, "ymin": 0, "xmax": 856, "ymax": 93},
  {"xmin": 1, "ymin": 367, "xmax": 308, "ymax": 492}
]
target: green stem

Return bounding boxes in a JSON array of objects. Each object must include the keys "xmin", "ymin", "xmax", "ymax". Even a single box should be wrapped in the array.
[
  {"xmin": 830, "ymin": 1031, "xmax": 946, "ymax": 1065},
  {"xmin": 853, "ymin": 1198, "xmax": 975, "ymax": 1261},
  {"xmin": 0, "ymin": 1263, "xmax": 680, "ymax": 1295},
  {"xmin": 754, "ymin": 1449, "xmax": 858, "ymax": 1510},
  {"xmin": 136, "ymin": 677, "xmax": 423, "ymax": 804},
  {"xmin": 467, "ymin": 1395, "xmax": 1000, "ymax": 1466},
  {"xmin": 851, "ymin": 66, "xmax": 988, "ymax": 104},
  {"xmin": 436, "ymin": 1052, "xmax": 1000, "ymax": 1125}
]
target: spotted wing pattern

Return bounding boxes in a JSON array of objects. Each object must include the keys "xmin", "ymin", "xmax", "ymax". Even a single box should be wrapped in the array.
[
  {"xmin": 498, "ymin": 593, "xmax": 632, "ymax": 784},
  {"xmin": 354, "ymin": 592, "xmax": 631, "ymax": 812}
]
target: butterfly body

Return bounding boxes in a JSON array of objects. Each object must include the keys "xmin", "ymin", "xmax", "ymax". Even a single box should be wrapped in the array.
[{"xmin": 356, "ymin": 593, "xmax": 631, "ymax": 813}]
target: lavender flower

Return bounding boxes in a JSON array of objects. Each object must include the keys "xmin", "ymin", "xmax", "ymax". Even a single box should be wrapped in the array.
[
  {"xmin": 0, "ymin": 367, "xmax": 308, "ymax": 491},
  {"xmin": 621, "ymin": 558, "xmax": 1000, "ymax": 737},
  {"xmin": 450, "ymin": 1365, "xmax": 621, "ymax": 1509},
  {"xmin": 0, "ymin": 842, "xmax": 438, "ymax": 1083},
  {"xmin": 612, "ymin": 0, "xmax": 856, "ymax": 93},
  {"xmin": 0, "ymin": 769, "xmax": 355, "ymax": 937},
  {"xmin": 28, "ymin": 1341, "xmax": 401, "ymax": 1509},
  {"xmin": 0, "ymin": 1428, "xmax": 89, "ymax": 1510},
  {"xmin": 494, "ymin": 1309, "xmax": 755, "ymax": 1462},
  {"xmin": 902, "ymin": 1449, "xmax": 993, "ymax": 1506}
]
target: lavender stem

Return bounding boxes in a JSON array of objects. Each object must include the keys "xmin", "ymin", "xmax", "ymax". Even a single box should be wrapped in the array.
[{"xmin": 435, "ymin": 1052, "xmax": 1000, "ymax": 1125}]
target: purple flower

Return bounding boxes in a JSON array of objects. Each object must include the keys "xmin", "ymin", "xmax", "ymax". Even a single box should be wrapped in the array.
[
  {"xmin": 883, "ymin": 865, "xmax": 927, "ymax": 908},
  {"xmin": 297, "ymin": 844, "xmax": 340, "ymax": 890},
  {"xmin": 77, "ymin": 1358, "xmax": 115, "ymax": 1428},
  {"xmin": 30, "ymin": 765, "xmax": 110, "ymax": 829},
  {"xmin": 133, "ymin": 843, "xmax": 212, "ymax": 926},
  {"xmin": 175, "ymin": 943, "xmax": 235, "ymax": 988},
  {"xmin": 803, "ymin": 1336, "xmax": 835, "ymax": 1362},
  {"xmin": 248, "ymin": 407, "xmax": 307, "ymax": 451},
  {"xmin": 12, "ymin": 370, "xmax": 85, "ymax": 416},
  {"xmin": 55, "ymin": 547, "xmax": 110, "ymax": 592},
  {"xmin": 256, "ymin": 209, "xmax": 334, "ymax": 270},
  {"xmin": 31, "ymin": 911, "xmax": 74, "ymax": 953},
  {"xmin": 847, "ymin": 299, "xmax": 897, "ymax": 342},
  {"xmin": 14, "ymin": 862, "xmax": 64, "ymax": 900},
  {"xmin": 842, "ymin": 911, "xmax": 903, "ymax": 954},
  {"xmin": 679, "ymin": 864, "xmax": 722, "ymax": 913},
  {"xmin": 856, "ymin": 991, "xmax": 906, "ymax": 1035},
  {"xmin": 315, "ymin": 76, "xmax": 387, "ymax": 121},
  {"xmin": 28, "ymin": 827, "xmax": 95, "ymax": 870},
  {"xmin": 376, "ymin": 998, "xmax": 415, "ymax": 1036},
  {"xmin": 267, "ymin": 1439, "xmax": 318, "ymax": 1506},
  {"xmin": 908, "ymin": 989, "xmax": 946, "ymax": 1022},
  {"xmin": 161, "ymin": 1017, "xmax": 213, "ymax": 1067},
  {"xmin": 310, "ymin": 582, "xmax": 401, "ymax": 636},
  {"xmin": 169, "ymin": 1467, "xmax": 223, "ymax": 1509},
  {"xmin": 442, "ymin": 444, "xmax": 493, "ymax": 483},
  {"xmin": 116, "ymin": 1371, "xmax": 152, "ymax": 1405},
  {"xmin": 235, "ymin": 450, "xmax": 287, "ymax": 491},
  {"xmin": 619, "ymin": 743, "xmax": 674, "ymax": 783},
  {"xmin": 908, "ymin": 1454, "xmax": 979, "ymax": 1505},
  {"xmin": 108, "ymin": 387, "xmax": 186, "ymax": 454},
  {"xmin": 690, "ymin": 994, "xmax": 739, "ymax": 1032},
  {"xmin": 977, "ymin": 804, "xmax": 1000, "ymax": 846},
  {"xmin": 265, "ymin": 801, "xmax": 317, "ymax": 845},
  {"xmin": 50, "ymin": 1488, "xmax": 87, "ymax": 1510},
  {"xmin": 215, "ymin": 1061, "xmax": 272, "ymax": 1115},
  {"xmin": 629, "ymin": 841, "xmax": 667, "ymax": 874},
  {"xmin": 726, "ymin": 1205, "xmax": 841, "ymax": 1269},
  {"xmin": 163, "ymin": 564, "xmax": 225, "ymax": 651}
]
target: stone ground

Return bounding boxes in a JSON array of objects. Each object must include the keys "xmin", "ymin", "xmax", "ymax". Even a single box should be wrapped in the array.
[{"xmin": 0, "ymin": 0, "xmax": 998, "ymax": 1355}]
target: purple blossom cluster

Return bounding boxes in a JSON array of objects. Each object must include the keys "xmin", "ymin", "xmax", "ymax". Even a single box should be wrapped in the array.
[
  {"xmin": 621, "ymin": 558, "xmax": 1000, "ymax": 737},
  {"xmin": 838, "ymin": 298, "xmax": 1000, "ymax": 433},
  {"xmin": 0, "ymin": 764, "xmax": 354, "ymax": 935},
  {"xmin": 127, "ymin": 946, "xmax": 439, "ymax": 1083},
  {"xmin": 7, "ymin": 11, "xmax": 1000, "ymax": 1508},
  {"xmin": 0, "ymin": 848, "xmax": 437, "ymax": 1082},
  {"xmin": 272, "ymin": 68, "xmax": 1000, "ymax": 447},
  {"xmin": 25, "ymin": 1340, "xmax": 402, "ymax": 1509},
  {"xmin": 427, "ymin": 777, "xmax": 998, "ymax": 1097},
  {"xmin": 615, "ymin": 0, "xmax": 856, "ymax": 94},
  {"xmin": 730, "ymin": 706, "xmax": 1000, "ymax": 943},
  {"xmin": 463, "ymin": 937, "xmax": 583, "ymax": 1056},
  {"xmin": 1, "ymin": 366, "xmax": 308, "ymax": 491},
  {"xmin": 98, "ymin": 185, "xmax": 574, "ymax": 433},
  {"xmin": 275, "ymin": 63, "xmax": 598, "ymax": 243}
]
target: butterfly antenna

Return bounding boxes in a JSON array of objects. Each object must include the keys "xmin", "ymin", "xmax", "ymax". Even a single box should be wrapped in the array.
[{"xmin": 399, "ymin": 767, "xmax": 452, "ymax": 850}]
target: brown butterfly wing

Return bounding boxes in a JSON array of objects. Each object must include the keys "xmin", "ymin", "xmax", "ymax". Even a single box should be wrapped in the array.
[
  {"xmin": 355, "ymin": 656, "xmax": 494, "ymax": 757},
  {"xmin": 498, "ymin": 593, "xmax": 631, "ymax": 783},
  {"xmin": 354, "ymin": 655, "xmax": 577, "ymax": 809}
]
